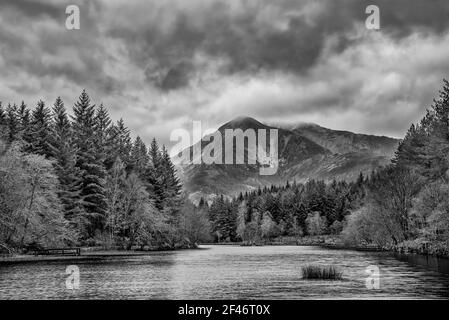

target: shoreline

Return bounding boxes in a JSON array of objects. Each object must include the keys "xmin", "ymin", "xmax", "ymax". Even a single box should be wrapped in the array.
[
  {"xmin": 202, "ymin": 237, "xmax": 449, "ymax": 258},
  {"xmin": 2, "ymin": 240, "xmax": 448, "ymax": 263},
  {"xmin": 0, "ymin": 246, "xmax": 202, "ymax": 264}
]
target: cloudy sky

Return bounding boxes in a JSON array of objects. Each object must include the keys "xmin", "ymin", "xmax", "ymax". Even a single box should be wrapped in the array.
[{"xmin": 1, "ymin": 0, "xmax": 449, "ymax": 146}]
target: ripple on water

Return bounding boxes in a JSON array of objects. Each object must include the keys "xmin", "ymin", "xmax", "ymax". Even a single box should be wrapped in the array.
[{"xmin": 0, "ymin": 245, "xmax": 448, "ymax": 299}]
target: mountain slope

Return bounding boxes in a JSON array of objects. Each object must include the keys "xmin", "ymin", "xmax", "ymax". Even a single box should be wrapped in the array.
[
  {"xmin": 177, "ymin": 117, "xmax": 399, "ymax": 202},
  {"xmin": 293, "ymin": 123, "xmax": 398, "ymax": 157}
]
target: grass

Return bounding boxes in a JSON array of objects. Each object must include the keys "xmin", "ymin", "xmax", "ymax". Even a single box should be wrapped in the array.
[{"xmin": 301, "ymin": 264, "xmax": 343, "ymax": 280}]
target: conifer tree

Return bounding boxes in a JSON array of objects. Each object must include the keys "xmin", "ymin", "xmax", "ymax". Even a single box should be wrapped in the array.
[
  {"xmin": 6, "ymin": 103, "xmax": 18, "ymax": 141},
  {"xmin": 94, "ymin": 104, "xmax": 114, "ymax": 170},
  {"xmin": 110, "ymin": 118, "xmax": 132, "ymax": 170},
  {"xmin": 146, "ymin": 137, "xmax": 163, "ymax": 210},
  {"xmin": 159, "ymin": 145, "xmax": 182, "ymax": 223},
  {"xmin": 0, "ymin": 102, "xmax": 4, "ymax": 123},
  {"xmin": 209, "ymin": 195, "xmax": 237, "ymax": 242},
  {"xmin": 161, "ymin": 145, "xmax": 181, "ymax": 200},
  {"xmin": 129, "ymin": 136, "xmax": 149, "ymax": 178},
  {"xmin": 29, "ymin": 100, "xmax": 52, "ymax": 156},
  {"xmin": 72, "ymin": 90, "xmax": 108, "ymax": 237},
  {"xmin": 50, "ymin": 97, "xmax": 85, "ymax": 235},
  {"xmin": 16, "ymin": 101, "xmax": 32, "ymax": 144},
  {"xmin": 0, "ymin": 102, "xmax": 7, "ymax": 136}
]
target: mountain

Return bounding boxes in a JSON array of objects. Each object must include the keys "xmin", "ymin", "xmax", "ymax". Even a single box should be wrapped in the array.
[
  {"xmin": 177, "ymin": 117, "xmax": 399, "ymax": 203},
  {"xmin": 293, "ymin": 123, "xmax": 399, "ymax": 156}
]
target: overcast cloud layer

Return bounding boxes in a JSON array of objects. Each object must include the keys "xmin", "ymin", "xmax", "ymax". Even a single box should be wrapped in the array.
[{"xmin": 1, "ymin": 0, "xmax": 449, "ymax": 146}]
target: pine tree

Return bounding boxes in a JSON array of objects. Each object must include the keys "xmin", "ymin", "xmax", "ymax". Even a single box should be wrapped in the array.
[
  {"xmin": 29, "ymin": 100, "xmax": 52, "ymax": 156},
  {"xmin": 0, "ymin": 102, "xmax": 4, "ymax": 124},
  {"xmin": 0, "ymin": 102, "xmax": 6, "ymax": 136},
  {"xmin": 16, "ymin": 101, "xmax": 32, "ymax": 144},
  {"xmin": 149, "ymin": 137, "xmax": 161, "ymax": 169},
  {"xmin": 52, "ymin": 97, "xmax": 70, "ymax": 141},
  {"xmin": 161, "ymin": 145, "xmax": 181, "ymax": 199},
  {"xmin": 209, "ymin": 195, "xmax": 237, "ymax": 242},
  {"xmin": 5, "ymin": 103, "xmax": 19, "ymax": 141},
  {"xmin": 160, "ymin": 145, "xmax": 182, "ymax": 223},
  {"xmin": 50, "ymin": 97, "xmax": 85, "ymax": 235},
  {"xmin": 72, "ymin": 90, "xmax": 108, "ymax": 237},
  {"xmin": 110, "ymin": 118, "xmax": 132, "ymax": 170},
  {"xmin": 424, "ymin": 79, "xmax": 449, "ymax": 178},
  {"xmin": 394, "ymin": 80, "xmax": 449, "ymax": 179},
  {"xmin": 129, "ymin": 136, "xmax": 149, "ymax": 178},
  {"xmin": 146, "ymin": 137, "xmax": 163, "ymax": 210},
  {"xmin": 94, "ymin": 104, "xmax": 114, "ymax": 170}
]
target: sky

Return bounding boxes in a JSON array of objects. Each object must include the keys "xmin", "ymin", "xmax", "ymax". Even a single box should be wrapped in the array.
[{"xmin": 1, "ymin": 0, "xmax": 449, "ymax": 146}]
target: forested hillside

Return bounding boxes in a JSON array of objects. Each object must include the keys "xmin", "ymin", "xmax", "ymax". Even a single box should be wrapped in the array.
[{"xmin": 0, "ymin": 91, "xmax": 200, "ymax": 252}]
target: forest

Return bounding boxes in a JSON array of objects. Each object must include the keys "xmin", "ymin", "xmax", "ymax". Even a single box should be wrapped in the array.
[
  {"xmin": 205, "ymin": 80, "xmax": 449, "ymax": 256},
  {"xmin": 0, "ymin": 90, "xmax": 208, "ymax": 252}
]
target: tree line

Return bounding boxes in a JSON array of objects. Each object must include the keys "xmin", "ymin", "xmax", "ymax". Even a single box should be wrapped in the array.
[
  {"xmin": 0, "ymin": 90, "xmax": 196, "ymax": 251},
  {"xmin": 204, "ymin": 176, "xmax": 365, "ymax": 243}
]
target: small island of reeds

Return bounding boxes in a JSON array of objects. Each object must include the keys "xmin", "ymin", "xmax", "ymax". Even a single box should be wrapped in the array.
[{"xmin": 301, "ymin": 265, "xmax": 343, "ymax": 280}]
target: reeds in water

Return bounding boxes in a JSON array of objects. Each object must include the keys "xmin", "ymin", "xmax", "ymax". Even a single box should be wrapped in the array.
[{"xmin": 301, "ymin": 264, "xmax": 343, "ymax": 280}]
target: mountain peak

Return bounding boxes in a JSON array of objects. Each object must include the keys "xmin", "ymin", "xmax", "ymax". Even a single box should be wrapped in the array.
[{"xmin": 218, "ymin": 116, "xmax": 271, "ymax": 131}]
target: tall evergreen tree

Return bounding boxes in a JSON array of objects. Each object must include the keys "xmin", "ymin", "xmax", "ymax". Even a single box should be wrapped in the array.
[
  {"xmin": 72, "ymin": 90, "xmax": 108, "ymax": 237},
  {"xmin": 94, "ymin": 104, "xmax": 114, "ymax": 170},
  {"xmin": 108, "ymin": 119, "xmax": 132, "ymax": 171},
  {"xmin": 0, "ymin": 102, "xmax": 6, "ymax": 135},
  {"xmin": 50, "ymin": 97, "xmax": 85, "ymax": 235},
  {"xmin": 16, "ymin": 101, "xmax": 32, "ymax": 144},
  {"xmin": 146, "ymin": 137, "xmax": 163, "ymax": 210},
  {"xmin": 129, "ymin": 136, "xmax": 149, "ymax": 178},
  {"xmin": 161, "ymin": 145, "xmax": 181, "ymax": 200},
  {"xmin": 160, "ymin": 145, "xmax": 182, "ymax": 223},
  {"xmin": 209, "ymin": 195, "xmax": 237, "ymax": 242},
  {"xmin": 5, "ymin": 103, "xmax": 19, "ymax": 141},
  {"xmin": 0, "ymin": 102, "xmax": 4, "ymax": 123},
  {"xmin": 29, "ymin": 100, "xmax": 52, "ymax": 156}
]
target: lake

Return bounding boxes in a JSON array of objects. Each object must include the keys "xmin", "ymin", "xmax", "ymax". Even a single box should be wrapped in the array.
[{"xmin": 0, "ymin": 245, "xmax": 448, "ymax": 299}]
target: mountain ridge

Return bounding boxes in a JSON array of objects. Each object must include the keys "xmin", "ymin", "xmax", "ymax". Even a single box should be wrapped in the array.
[{"xmin": 177, "ymin": 117, "xmax": 400, "ymax": 203}]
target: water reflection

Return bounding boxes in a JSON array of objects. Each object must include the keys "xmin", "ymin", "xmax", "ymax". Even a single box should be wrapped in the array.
[
  {"xmin": 0, "ymin": 246, "xmax": 448, "ymax": 299},
  {"xmin": 393, "ymin": 252, "xmax": 449, "ymax": 275}
]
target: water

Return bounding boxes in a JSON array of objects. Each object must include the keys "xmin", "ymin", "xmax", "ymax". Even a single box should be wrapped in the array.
[{"xmin": 0, "ymin": 245, "xmax": 448, "ymax": 299}]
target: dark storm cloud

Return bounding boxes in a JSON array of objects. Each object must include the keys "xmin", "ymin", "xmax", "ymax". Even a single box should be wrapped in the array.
[
  {"xmin": 108, "ymin": 0, "xmax": 338, "ymax": 88},
  {"xmin": 0, "ymin": 0, "xmax": 62, "ymax": 19},
  {"xmin": 3, "ymin": 0, "xmax": 448, "ymax": 93},
  {"xmin": 106, "ymin": 0, "xmax": 449, "ymax": 91},
  {"xmin": 0, "ymin": 0, "xmax": 121, "ymax": 97},
  {"xmin": 375, "ymin": 0, "xmax": 449, "ymax": 36}
]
